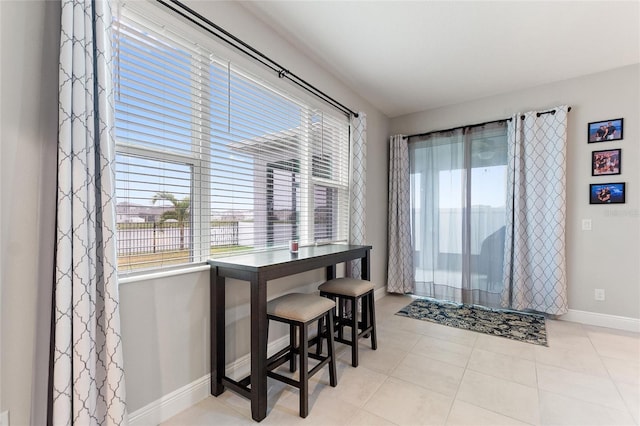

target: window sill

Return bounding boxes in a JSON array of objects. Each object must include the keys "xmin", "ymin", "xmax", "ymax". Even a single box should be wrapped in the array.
[{"xmin": 118, "ymin": 264, "xmax": 210, "ymax": 285}]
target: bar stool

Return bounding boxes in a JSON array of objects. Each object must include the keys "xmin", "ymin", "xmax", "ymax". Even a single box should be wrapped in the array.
[
  {"xmin": 318, "ymin": 278, "xmax": 377, "ymax": 367},
  {"xmin": 266, "ymin": 293, "xmax": 338, "ymax": 418}
]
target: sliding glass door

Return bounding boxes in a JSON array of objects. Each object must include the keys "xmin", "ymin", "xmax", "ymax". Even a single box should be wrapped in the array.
[{"xmin": 409, "ymin": 122, "xmax": 507, "ymax": 307}]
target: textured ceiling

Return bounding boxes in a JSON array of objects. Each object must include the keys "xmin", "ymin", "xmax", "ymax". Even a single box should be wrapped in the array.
[{"xmin": 241, "ymin": 1, "xmax": 640, "ymax": 118}]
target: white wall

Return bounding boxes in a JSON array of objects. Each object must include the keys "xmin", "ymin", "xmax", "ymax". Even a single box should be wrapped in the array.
[
  {"xmin": 1, "ymin": 1, "xmax": 60, "ymax": 425},
  {"xmin": 391, "ymin": 64, "xmax": 640, "ymax": 320}
]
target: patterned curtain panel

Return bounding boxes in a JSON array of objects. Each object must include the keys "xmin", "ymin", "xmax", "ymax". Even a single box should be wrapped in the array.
[
  {"xmin": 387, "ymin": 135, "xmax": 415, "ymax": 293},
  {"xmin": 52, "ymin": 1, "xmax": 127, "ymax": 425},
  {"xmin": 349, "ymin": 113, "xmax": 367, "ymax": 278},
  {"xmin": 502, "ymin": 106, "xmax": 569, "ymax": 315}
]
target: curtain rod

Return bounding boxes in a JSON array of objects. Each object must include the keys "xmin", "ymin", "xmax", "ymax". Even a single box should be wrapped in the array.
[
  {"xmin": 155, "ymin": 0, "xmax": 358, "ymax": 118},
  {"xmin": 404, "ymin": 118, "xmax": 507, "ymax": 140},
  {"xmin": 404, "ymin": 106, "xmax": 571, "ymax": 140}
]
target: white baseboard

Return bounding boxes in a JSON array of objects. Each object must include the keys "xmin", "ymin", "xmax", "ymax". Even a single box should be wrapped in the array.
[
  {"xmin": 128, "ymin": 374, "xmax": 210, "ymax": 426},
  {"xmin": 374, "ymin": 286, "xmax": 386, "ymax": 300},
  {"xmin": 560, "ymin": 309, "xmax": 640, "ymax": 332},
  {"xmin": 128, "ymin": 334, "xmax": 290, "ymax": 426}
]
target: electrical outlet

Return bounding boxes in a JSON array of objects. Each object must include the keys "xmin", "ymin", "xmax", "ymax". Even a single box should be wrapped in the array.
[
  {"xmin": 594, "ymin": 289, "xmax": 605, "ymax": 301},
  {"xmin": 582, "ymin": 219, "xmax": 592, "ymax": 231},
  {"xmin": 1, "ymin": 410, "xmax": 9, "ymax": 426}
]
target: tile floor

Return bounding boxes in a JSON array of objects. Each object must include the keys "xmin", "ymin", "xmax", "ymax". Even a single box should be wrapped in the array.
[{"xmin": 162, "ymin": 295, "xmax": 640, "ymax": 425}]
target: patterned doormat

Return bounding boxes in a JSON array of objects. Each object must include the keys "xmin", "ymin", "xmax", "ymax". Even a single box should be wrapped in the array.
[{"xmin": 396, "ymin": 298, "xmax": 547, "ymax": 346}]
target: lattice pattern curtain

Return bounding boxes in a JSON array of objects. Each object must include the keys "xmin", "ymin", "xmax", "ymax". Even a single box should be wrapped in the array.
[
  {"xmin": 502, "ymin": 106, "xmax": 569, "ymax": 315},
  {"xmin": 387, "ymin": 135, "xmax": 415, "ymax": 293},
  {"xmin": 51, "ymin": 0, "xmax": 127, "ymax": 424},
  {"xmin": 349, "ymin": 113, "xmax": 367, "ymax": 278}
]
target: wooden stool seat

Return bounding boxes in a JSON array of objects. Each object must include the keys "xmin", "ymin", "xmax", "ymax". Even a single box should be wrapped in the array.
[
  {"xmin": 318, "ymin": 277, "xmax": 375, "ymax": 297},
  {"xmin": 267, "ymin": 293, "xmax": 336, "ymax": 322},
  {"xmin": 266, "ymin": 293, "xmax": 337, "ymax": 418},
  {"xmin": 318, "ymin": 278, "xmax": 377, "ymax": 367}
]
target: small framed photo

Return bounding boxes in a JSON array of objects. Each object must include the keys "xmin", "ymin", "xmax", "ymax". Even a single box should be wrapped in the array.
[
  {"xmin": 590, "ymin": 182, "xmax": 626, "ymax": 204},
  {"xmin": 588, "ymin": 118, "xmax": 623, "ymax": 143},
  {"xmin": 592, "ymin": 148, "xmax": 621, "ymax": 176}
]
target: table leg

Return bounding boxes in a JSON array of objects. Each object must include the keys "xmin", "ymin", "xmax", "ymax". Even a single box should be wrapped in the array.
[
  {"xmin": 250, "ymin": 276, "xmax": 268, "ymax": 422},
  {"xmin": 362, "ymin": 249, "xmax": 371, "ymax": 281},
  {"xmin": 211, "ymin": 269, "xmax": 225, "ymax": 396},
  {"xmin": 326, "ymin": 264, "xmax": 336, "ymax": 280}
]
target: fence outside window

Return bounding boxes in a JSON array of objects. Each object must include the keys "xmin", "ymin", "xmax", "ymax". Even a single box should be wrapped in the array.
[{"xmin": 116, "ymin": 221, "xmax": 239, "ymax": 257}]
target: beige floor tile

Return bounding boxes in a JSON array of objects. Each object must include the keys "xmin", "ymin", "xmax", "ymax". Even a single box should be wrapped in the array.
[
  {"xmin": 347, "ymin": 409, "xmax": 398, "ymax": 426},
  {"xmin": 545, "ymin": 319, "xmax": 587, "ymax": 338},
  {"xmin": 586, "ymin": 326, "xmax": 640, "ymax": 362},
  {"xmin": 411, "ymin": 335, "xmax": 473, "ymax": 368},
  {"xmin": 584, "ymin": 324, "xmax": 640, "ymax": 339},
  {"xmin": 255, "ymin": 366, "xmax": 363, "ymax": 424},
  {"xmin": 534, "ymin": 344, "xmax": 609, "ymax": 377},
  {"xmin": 615, "ymin": 381, "xmax": 640, "ymax": 424},
  {"xmin": 157, "ymin": 295, "xmax": 640, "ymax": 426},
  {"xmin": 445, "ymin": 400, "xmax": 532, "ymax": 426},
  {"xmin": 601, "ymin": 355, "xmax": 640, "ymax": 385},
  {"xmin": 456, "ymin": 369, "xmax": 540, "ymax": 425},
  {"xmin": 310, "ymin": 362, "xmax": 387, "ymax": 408},
  {"xmin": 380, "ymin": 313, "xmax": 440, "ymax": 335},
  {"xmin": 214, "ymin": 377, "xmax": 294, "ymax": 418},
  {"xmin": 364, "ymin": 377, "xmax": 453, "ymax": 425},
  {"xmin": 545, "ymin": 329, "xmax": 594, "ymax": 351},
  {"xmin": 539, "ymin": 390, "xmax": 636, "ymax": 426},
  {"xmin": 247, "ymin": 404, "xmax": 305, "ymax": 426},
  {"xmin": 161, "ymin": 396, "xmax": 253, "ymax": 425},
  {"xmin": 374, "ymin": 326, "xmax": 421, "ymax": 352},
  {"xmin": 260, "ymin": 389, "xmax": 361, "ymax": 426},
  {"xmin": 536, "ymin": 363, "xmax": 627, "ymax": 411},
  {"xmin": 375, "ymin": 304, "xmax": 411, "ymax": 321},
  {"xmin": 416, "ymin": 321, "xmax": 479, "ymax": 347},
  {"xmin": 467, "ymin": 348, "xmax": 537, "ymax": 387},
  {"xmin": 338, "ymin": 340, "xmax": 408, "ymax": 375},
  {"xmin": 375, "ymin": 294, "xmax": 414, "ymax": 316},
  {"xmin": 391, "ymin": 352, "xmax": 465, "ymax": 397},
  {"xmin": 473, "ymin": 333, "xmax": 536, "ymax": 361}
]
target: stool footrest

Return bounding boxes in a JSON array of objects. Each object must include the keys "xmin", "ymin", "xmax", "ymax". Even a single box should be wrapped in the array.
[
  {"xmin": 267, "ymin": 350, "xmax": 331, "ymax": 378},
  {"xmin": 221, "ymin": 377, "xmax": 251, "ymax": 400},
  {"xmin": 308, "ymin": 356, "xmax": 331, "ymax": 378},
  {"xmin": 267, "ymin": 346, "xmax": 293, "ymax": 367},
  {"xmin": 267, "ymin": 371, "xmax": 299, "ymax": 388},
  {"xmin": 267, "ymin": 352, "xmax": 292, "ymax": 372},
  {"xmin": 332, "ymin": 325, "xmax": 373, "ymax": 345},
  {"xmin": 266, "ymin": 352, "xmax": 331, "ymax": 389},
  {"xmin": 238, "ymin": 375, "xmax": 252, "ymax": 388}
]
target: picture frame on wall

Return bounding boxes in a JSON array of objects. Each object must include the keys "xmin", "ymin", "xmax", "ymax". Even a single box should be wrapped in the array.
[
  {"xmin": 592, "ymin": 148, "xmax": 621, "ymax": 176},
  {"xmin": 588, "ymin": 118, "xmax": 623, "ymax": 143},
  {"xmin": 589, "ymin": 182, "xmax": 626, "ymax": 204}
]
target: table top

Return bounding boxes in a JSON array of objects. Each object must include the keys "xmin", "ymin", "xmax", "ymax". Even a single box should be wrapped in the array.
[{"xmin": 207, "ymin": 244, "xmax": 371, "ymax": 276}]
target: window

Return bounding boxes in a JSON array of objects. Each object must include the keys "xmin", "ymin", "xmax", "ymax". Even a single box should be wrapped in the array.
[
  {"xmin": 115, "ymin": 154, "xmax": 194, "ymax": 270},
  {"xmin": 310, "ymin": 113, "xmax": 350, "ymax": 243},
  {"xmin": 113, "ymin": 4, "xmax": 350, "ymax": 272},
  {"xmin": 409, "ymin": 123, "xmax": 507, "ymax": 306}
]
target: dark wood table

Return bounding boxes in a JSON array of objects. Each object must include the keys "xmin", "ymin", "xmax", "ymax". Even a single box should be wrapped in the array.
[{"xmin": 208, "ymin": 244, "xmax": 372, "ymax": 422}]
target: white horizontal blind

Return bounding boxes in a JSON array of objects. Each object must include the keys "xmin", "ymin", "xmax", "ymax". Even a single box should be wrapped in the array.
[{"xmin": 113, "ymin": 5, "xmax": 350, "ymax": 273}]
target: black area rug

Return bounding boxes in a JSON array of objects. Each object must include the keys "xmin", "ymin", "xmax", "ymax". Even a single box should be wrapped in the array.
[{"xmin": 396, "ymin": 298, "xmax": 547, "ymax": 346}]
